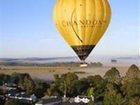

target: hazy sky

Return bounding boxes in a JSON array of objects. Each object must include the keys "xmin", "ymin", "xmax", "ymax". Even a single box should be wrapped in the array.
[{"xmin": 0, "ymin": 0, "xmax": 139, "ymax": 58}]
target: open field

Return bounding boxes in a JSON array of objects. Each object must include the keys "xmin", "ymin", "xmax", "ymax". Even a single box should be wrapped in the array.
[{"xmin": 0, "ymin": 65, "xmax": 137, "ymax": 81}]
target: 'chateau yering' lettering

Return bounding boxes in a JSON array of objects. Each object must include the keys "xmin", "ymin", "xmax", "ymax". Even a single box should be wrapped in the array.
[{"xmin": 61, "ymin": 20, "xmax": 107, "ymax": 27}]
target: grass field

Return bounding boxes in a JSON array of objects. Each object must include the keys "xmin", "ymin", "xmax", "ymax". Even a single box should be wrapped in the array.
[{"xmin": 0, "ymin": 64, "xmax": 136, "ymax": 81}]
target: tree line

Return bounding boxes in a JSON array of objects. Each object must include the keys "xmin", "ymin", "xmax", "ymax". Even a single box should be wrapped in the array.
[{"xmin": 48, "ymin": 64, "xmax": 140, "ymax": 105}]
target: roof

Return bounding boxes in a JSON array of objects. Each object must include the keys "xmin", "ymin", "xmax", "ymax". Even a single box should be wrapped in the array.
[
  {"xmin": 36, "ymin": 98, "xmax": 62, "ymax": 105},
  {"xmin": 55, "ymin": 102, "xmax": 87, "ymax": 105}
]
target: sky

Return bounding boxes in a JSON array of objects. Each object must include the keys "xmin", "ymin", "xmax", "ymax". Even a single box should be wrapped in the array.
[{"xmin": 0, "ymin": 0, "xmax": 139, "ymax": 59}]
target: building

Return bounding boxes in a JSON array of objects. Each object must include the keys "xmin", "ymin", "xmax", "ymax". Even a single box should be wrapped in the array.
[
  {"xmin": 7, "ymin": 92, "xmax": 37, "ymax": 102},
  {"xmin": 74, "ymin": 96, "xmax": 90, "ymax": 103},
  {"xmin": 35, "ymin": 98, "xmax": 62, "ymax": 105}
]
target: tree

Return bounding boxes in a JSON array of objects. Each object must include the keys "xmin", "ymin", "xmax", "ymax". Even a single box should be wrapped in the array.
[
  {"xmin": 87, "ymin": 87, "xmax": 94, "ymax": 97},
  {"xmin": 70, "ymin": 80, "xmax": 88, "ymax": 97},
  {"xmin": 4, "ymin": 99, "xmax": 32, "ymax": 105},
  {"xmin": 0, "ymin": 74, "xmax": 10, "ymax": 84},
  {"xmin": 4, "ymin": 99, "xmax": 19, "ymax": 105},
  {"xmin": 121, "ymin": 65, "xmax": 140, "ymax": 98},
  {"xmin": 104, "ymin": 67, "xmax": 121, "ymax": 84},
  {"xmin": 23, "ymin": 76, "xmax": 35, "ymax": 95},
  {"xmin": 86, "ymin": 75, "xmax": 106, "ymax": 100},
  {"xmin": 88, "ymin": 100, "xmax": 95, "ymax": 105},
  {"xmin": 123, "ymin": 79, "xmax": 140, "ymax": 97},
  {"xmin": 90, "ymin": 62, "xmax": 103, "ymax": 67},
  {"xmin": 128, "ymin": 97, "xmax": 140, "ymax": 105},
  {"xmin": 125, "ymin": 64, "xmax": 140, "ymax": 81},
  {"xmin": 54, "ymin": 74, "xmax": 59, "ymax": 80},
  {"xmin": 35, "ymin": 82, "xmax": 49, "ymax": 98},
  {"xmin": 11, "ymin": 73, "xmax": 35, "ymax": 94},
  {"xmin": 10, "ymin": 73, "xmax": 33, "ymax": 89},
  {"xmin": 103, "ymin": 83, "xmax": 125, "ymax": 105},
  {"xmin": 60, "ymin": 72, "xmax": 78, "ymax": 98},
  {"xmin": 47, "ymin": 83, "xmax": 61, "ymax": 97},
  {"xmin": 10, "ymin": 72, "xmax": 20, "ymax": 85},
  {"xmin": 49, "ymin": 72, "xmax": 78, "ymax": 98}
]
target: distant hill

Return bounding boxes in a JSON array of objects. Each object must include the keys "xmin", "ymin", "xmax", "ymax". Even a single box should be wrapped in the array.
[
  {"xmin": 0, "ymin": 57, "xmax": 77, "ymax": 66},
  {"xmin": 0, "ymin": 57, "xmax": 77, "ymax": 63}
]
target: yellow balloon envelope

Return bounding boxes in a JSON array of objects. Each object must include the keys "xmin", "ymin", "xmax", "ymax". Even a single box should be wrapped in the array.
[{"xmin": 53, "ymin": 0, "xmax": 111, "ymax": 61}]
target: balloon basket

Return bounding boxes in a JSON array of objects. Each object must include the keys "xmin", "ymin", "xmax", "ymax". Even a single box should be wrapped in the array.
[{"xmin": 80, "ymin": 61, "xmax": 88, "ymax": 68}]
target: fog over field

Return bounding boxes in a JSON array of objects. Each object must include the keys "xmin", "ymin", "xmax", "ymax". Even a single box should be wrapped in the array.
[{"xmin": 0, "ymin": 56, "xmax": 139, "ymax": 81}]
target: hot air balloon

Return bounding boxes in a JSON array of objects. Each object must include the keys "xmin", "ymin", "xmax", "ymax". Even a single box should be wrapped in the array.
[{"xmin": 53, "ymin": 0, "xmax": 111, "ymax": 63}]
